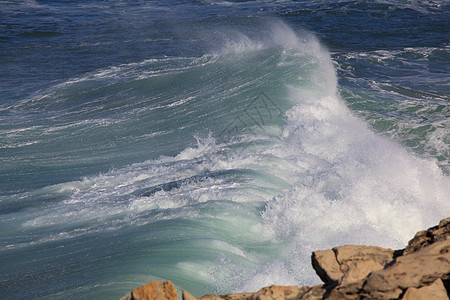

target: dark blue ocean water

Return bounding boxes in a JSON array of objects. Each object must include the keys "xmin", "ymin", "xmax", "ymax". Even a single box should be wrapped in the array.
[{"xmin": 1, "ymin": 1, "xmax": 449, "ymax": 299}]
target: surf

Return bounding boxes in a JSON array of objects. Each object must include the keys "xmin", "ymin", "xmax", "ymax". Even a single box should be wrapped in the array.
[{"xmin": 1, "ymin": 20, "xmax": 448, "ymax": 299}]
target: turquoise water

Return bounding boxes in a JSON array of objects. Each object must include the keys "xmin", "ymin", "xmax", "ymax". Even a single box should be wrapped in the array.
[{"xmin": 1, "ymin": 1, "xmax": 449, "ymax": 299}]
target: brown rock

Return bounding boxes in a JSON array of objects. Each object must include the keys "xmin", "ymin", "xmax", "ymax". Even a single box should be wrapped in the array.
[
  {"xmin": 301, "ymin": 284, "xmax": 326, "ymax": 300},
  {"xmin": 196, "ymin": 294, "xmax": 224, "ymax": 300},
  {"xmin": 132, "ymin": 281, "xmax": 178, "ymax": 300},
  {"xmin": 402, "ymin": 278, "xmax": 449, "ymax": 300},
  {"xmin": 311, "ymin": 249, "xmax": 343, "ymax": 284},
  {"xmin": 183, "ymin": 290, "xmax": 198, "ymax": 300},
  {"xmin": 326, "ymin": 281, "xmax": 362, "ymax": 300},
  {"xmin": 120, "ymin": 292, "xmax": 133, "ymax": 300},
  {"xmin": 227, "ymin": 294, "xmax": 252, "ymax": 300},
  {"xmin": 250, "ymin": 285, "xmax": 310, "ymax": 300},
  {"xmin": 311, "ymin": 245, "xmax": 394, "ymax": 286},
  {"xmin": 333, "ymin": 245, "xmax": 394, "ymax": 273},
  {"xmin": 362, "ymin": 288, "xmax": 403, "ymax": 300},
  {"xmin": 339, "ymin": 260, "xmax": 384, "ymax": 285},
  {"xmin": 363, "ymin": 238, "xmax": 450, "ymax": 294},
  {"xmin": 191, "ymin": 286, "xmax": 310, "ymax": 300},
  {"xmin": 121, "ymin": 217, "xmax": 450, "ymax": 300},
  {"xmin": 404, "ymin": 217, "xmax": 450, "ymax": 255}
]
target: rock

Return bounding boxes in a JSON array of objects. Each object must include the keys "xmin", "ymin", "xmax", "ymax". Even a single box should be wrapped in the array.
[
  {"xmin": 249, "ymin": 285, "xmax": 310, "ymax": 300},
  {"xmin": 362, "ymin": 287, "xmax": 404, "ymax": 300},
  {"xmin": 363, "ymin": 237, "xmax": 450, "ymax": 296},
  {"xmin": 403, "ymin": 278, "xmax": 448, "ymax": 300},
  {"xmin": 195, "ymin": 294, "xmax": 223, "ymax": 300},
  {"xmin": 339, "ymin": 260, "xmax": 383, "ymax": 285},
  {"xmin": 326, "ymin": 281, "xmax": 363, "ymax": 300},
  {"xmin": 183, "ymin": 290, "xmax": 198, "ymax": 300},
  {"xmin": 301, "ymin": 284, "xmax": 326, "ymax": 300},
  {"xmin": 192, "ymin": 285, "xmax": 311, "ymax": 300},
  {"xmin": 311, "ymin": 249, "xmax": 342, "ymax": 284},
  {"xmin": 194, "ymin": 294, "xmax": 222, "ymax": 300},
  {"xmin": 126, "ymin": 281, "xmax": 178, "ymax": 300},
  {"xmin": 122, "ymin": 217, "xmax": 450, "ymax": 300},
  {"xmin": 120, "ymin": 292, "xmax": 133, "ymax": 300},
  {"xmin": 333, "ymin": 245, "xmax": 394, "ymax": 273},
  {"xmin": 404, "ymin": 217, "xmax": 450, "ymax": 255},
  {"xmin": 239, "ymin": 285, "xmax": 299, "ymax": 300},
  {"xmin": 311, "ymin": 245, "xmax": 394, "ymax": 286}
]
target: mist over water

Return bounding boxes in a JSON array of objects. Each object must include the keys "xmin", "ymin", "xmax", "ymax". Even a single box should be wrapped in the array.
[{"xmin": 1, "ymin": 1, "xmax": 449, "ymax": 299}]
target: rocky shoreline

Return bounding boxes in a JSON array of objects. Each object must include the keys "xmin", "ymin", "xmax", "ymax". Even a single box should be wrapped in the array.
[{"xmin": 121, "ymin": 217, "xmax": 450, "ymax": 300}]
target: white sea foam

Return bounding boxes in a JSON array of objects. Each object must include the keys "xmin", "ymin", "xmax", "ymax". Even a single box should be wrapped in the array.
[{"xmin": 225, "ymin": 24, "xmax": 450, "ymax": 291}]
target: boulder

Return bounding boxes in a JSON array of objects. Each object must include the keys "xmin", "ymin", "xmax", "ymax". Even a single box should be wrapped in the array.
[
  {"xmin": 249, "ymin": 285, "xmax": 310, "ymax": 300},
  {"xmin": 120, "ymin": 281, "xmax": 178, "ymax": 300},
  {"xmin": 121, "ymin": 217, "xmax": 450, "ymax": 300},
  {"xmin": 120, "ymin": 292, "xmax": 133, "ymax": 300},
  {"xmin": 300, "ymin": 284, "xmax": 326, "ymax": 300},
  {"xmin": 404, "ymin": 217, "xmax": 450, "ymax": 255},
  {"xmin": 363, "ymin": 237, "xmax": 450, "ymax": 297},
  {"xmin": 333, "ymin": 245, "xmax": 394, "ymax": 273},
  {"xmin": 403, "ymin": 278, "xmax": 448, "ymax": 300},
  {"xmin": 311, "ymin": 249, "xmax": 342, "ymax": 284},
  {"xmin": 183, "ymin": 290, "xmax": 200, "ymax": 300},
  {"xmin": 311, "ymin": 245, "xmax": 394, "ymax": 286},
  {"xmin": 184, "ymin": 285, "xmax": 313, "ymax": 300},
  {"xmin": 339, "ymin": 260, "xmax": 383, "ymax": 285}
]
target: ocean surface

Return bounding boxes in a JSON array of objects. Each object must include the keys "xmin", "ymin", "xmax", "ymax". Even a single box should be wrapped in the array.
[{"xmin": 1, "ymin": 0, "xmax": 449, "ymax": 298}]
